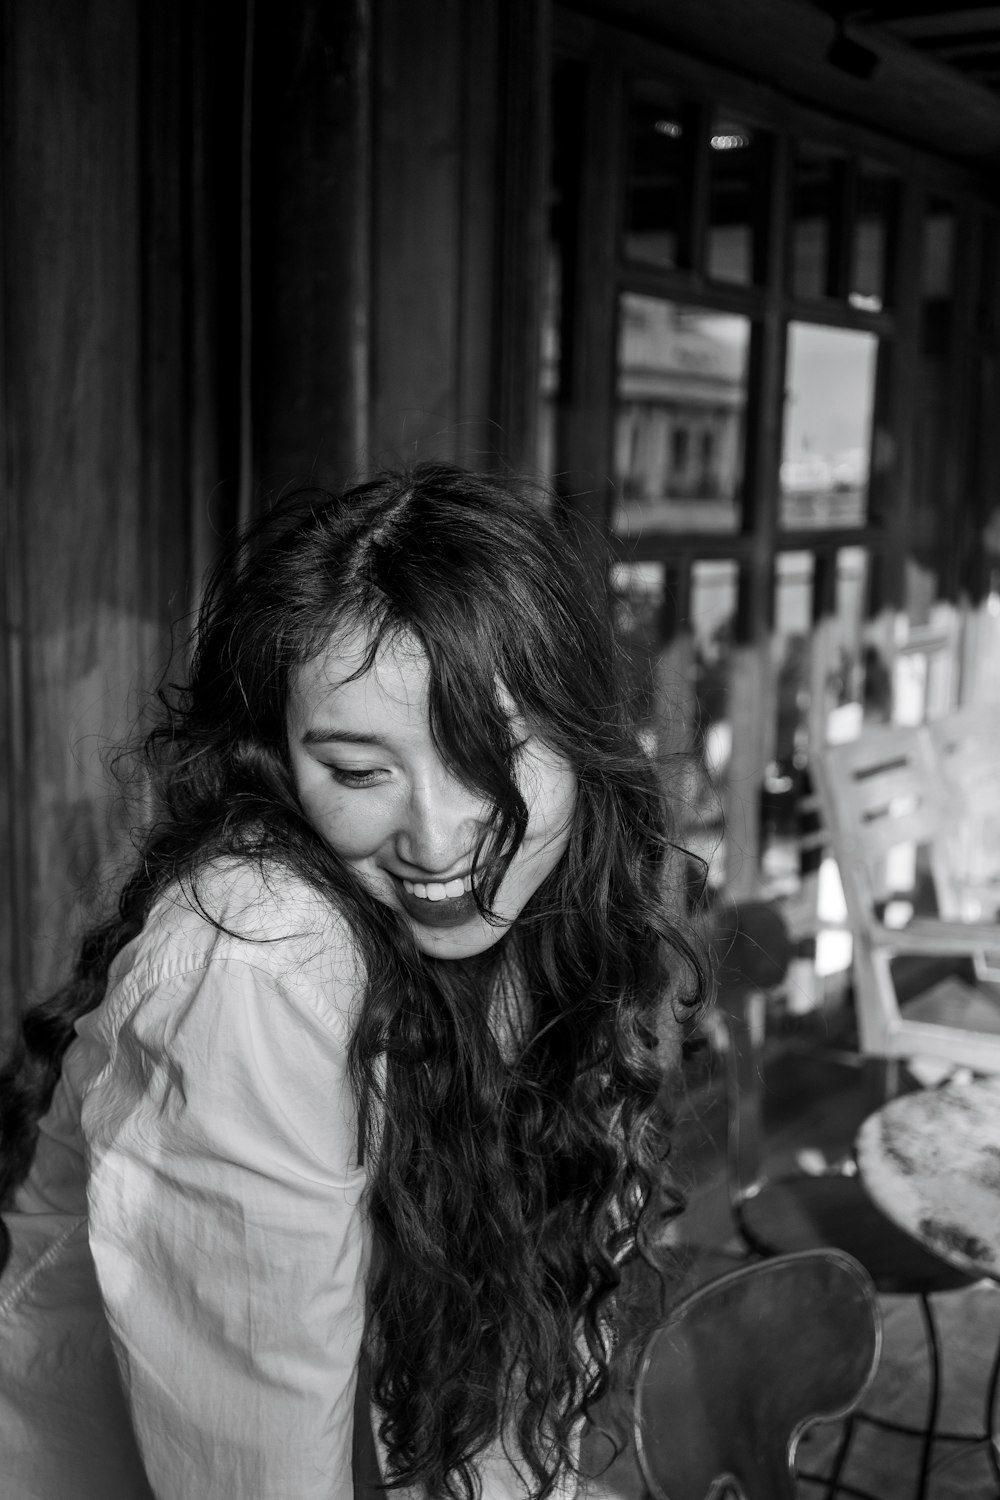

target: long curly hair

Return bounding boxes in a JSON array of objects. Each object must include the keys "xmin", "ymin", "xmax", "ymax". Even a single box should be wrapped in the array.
[{"xmin": 0, "ymin": 463, "xmax": 704, "ymax": 1499}]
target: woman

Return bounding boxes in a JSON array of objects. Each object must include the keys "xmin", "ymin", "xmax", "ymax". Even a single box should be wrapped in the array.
[{"xmin": 0, "ymin": 463, "xmax": 702, "ymax": 1499}]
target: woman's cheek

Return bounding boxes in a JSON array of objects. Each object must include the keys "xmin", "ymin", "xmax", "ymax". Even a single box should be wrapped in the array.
[{"xmin": 308, "ymin": 789, "xmax": 391, "ymax": 861}]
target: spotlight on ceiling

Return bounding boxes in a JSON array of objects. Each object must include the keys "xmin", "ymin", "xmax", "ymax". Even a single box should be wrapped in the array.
[{"xmin": 826, "ymin": 25, "xmax": 880, "ymax": 81}]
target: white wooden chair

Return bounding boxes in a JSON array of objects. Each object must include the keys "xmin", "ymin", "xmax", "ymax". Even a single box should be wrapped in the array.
[
  {"xmin": 813, "ymin": 721, "xmax": 1000, "ymax": 1076},
  {"xmin": 927, "ymin": 703, "xmax": 1000, "ymax": 935}
]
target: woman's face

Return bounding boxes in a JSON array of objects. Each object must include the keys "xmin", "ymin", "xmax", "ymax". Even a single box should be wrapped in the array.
[{"xmin": 286, "ymin": 622, "xmax": 577, "ymax": 960}]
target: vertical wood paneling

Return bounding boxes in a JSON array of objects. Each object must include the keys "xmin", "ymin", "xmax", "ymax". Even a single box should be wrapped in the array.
[
  {"xmin": 250, "ymin": 0, "xmax": 371, "ymax": 492},
  {"xmin": 0, "ymin": 0, "xmax": 250, "ymax": 1037},
  {"xmin": 2, "ymin": 0, "xmax": 144, "ymax": 1008},
  {"xmin": 370, "ymin": 0, "xmax": 499, "ymax": 467},
  {"xmin": 492, "ymin": 0, "xmax": 546, "ymax": 473}
]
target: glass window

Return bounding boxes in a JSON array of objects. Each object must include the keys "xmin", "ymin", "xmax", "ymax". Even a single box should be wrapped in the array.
[
  {"xmin": 850, "ymin": 161, "xmax": 898, "ymax": 312},
  {"xmin": 922, "ymin": 196, "xmax": 956, "ymax": 358},
  {"xmin": 613, "ymin": 294, "xmax": 751, "ymax": 535},
  {"xmin": 624, "ymin": 89, "xmax": 695, "ymax": 269},
  {"xmin": 707, "ymin": 112, "xmax": 768, "ymax": 286},
  {"xmin": 790, "ymin": 141, "xmax": 845, "ymax": 300},
  {"xmin": 780, "ymin": 322, "xmax": 878, "ymax": 529}
]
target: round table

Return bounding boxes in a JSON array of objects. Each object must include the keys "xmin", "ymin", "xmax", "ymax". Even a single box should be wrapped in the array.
[{"xmin": 856, "ymin": 1077, "xmax": 1000, "ymax": 1283}]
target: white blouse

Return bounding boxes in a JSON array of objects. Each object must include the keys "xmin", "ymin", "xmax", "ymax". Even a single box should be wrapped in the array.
[{"xmin": 0, "ymin": 858, "xmax": 569, "ymax": 1499}]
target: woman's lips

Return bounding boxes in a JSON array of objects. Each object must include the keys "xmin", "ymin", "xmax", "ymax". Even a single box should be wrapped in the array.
[{"xmin": 393, "ymin": 878, "xmax": 482, "ymax": 927}]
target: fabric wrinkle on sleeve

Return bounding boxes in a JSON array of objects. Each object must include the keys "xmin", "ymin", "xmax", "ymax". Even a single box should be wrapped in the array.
[{"xmin": 81, "ymin": 936, "xmax": 368, "ymax": 1500}]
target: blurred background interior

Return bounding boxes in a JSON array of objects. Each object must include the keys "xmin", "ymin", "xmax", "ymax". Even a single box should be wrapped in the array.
[
  {"xmin": 6, "ymin": 0, "xmax": 1000, "ymax": 1032},
  {"xmin": 4, "ymin": 2, "xmax": 1000, "ymax": 1493}
]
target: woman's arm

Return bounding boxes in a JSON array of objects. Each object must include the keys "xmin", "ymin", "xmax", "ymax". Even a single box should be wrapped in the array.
[{"xmin": 81, "ymin": 946, "xmax": 366, "ymax": 1500}]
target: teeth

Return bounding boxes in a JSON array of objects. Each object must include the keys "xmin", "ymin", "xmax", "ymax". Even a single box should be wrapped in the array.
[{"xmin": 401, "ymin": 874, "xmax": 472, "ymax": 901}]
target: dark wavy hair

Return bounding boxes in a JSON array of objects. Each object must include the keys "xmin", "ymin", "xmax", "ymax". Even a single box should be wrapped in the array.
[{"xmin": 0, "ymin": 463, "xmax": 704, "ymax": 1499}]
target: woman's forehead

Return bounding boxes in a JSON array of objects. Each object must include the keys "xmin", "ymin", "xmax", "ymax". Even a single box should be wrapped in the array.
[
  {"xmin": 291, "ymin": 622, "xmax": 427, "ymax": 723},
  {"xmin": 289, "ymin": 620, "xmax": 524, "ymax": 734}
]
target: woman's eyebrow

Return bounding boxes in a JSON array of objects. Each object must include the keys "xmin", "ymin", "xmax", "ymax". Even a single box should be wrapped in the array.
[{"xmin": 300, "ymin": 727, "xmax": 390, "ymax": 748}]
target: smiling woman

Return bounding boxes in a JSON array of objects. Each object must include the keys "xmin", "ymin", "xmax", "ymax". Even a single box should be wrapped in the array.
[
  {"xmin": 288, "ymin": 623, "xmax": 577, "ymax": 959},
  {"xmin": 0, "ymin": 463, "xmax": 704, "ymax": 1500}
]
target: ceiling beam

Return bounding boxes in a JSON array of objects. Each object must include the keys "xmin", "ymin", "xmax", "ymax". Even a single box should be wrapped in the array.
[{"xmin": 842, "ymin": 2, "xmax": 1000, "ymax": 22}]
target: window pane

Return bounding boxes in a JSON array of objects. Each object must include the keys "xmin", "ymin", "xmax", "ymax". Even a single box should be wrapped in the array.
[
  {"xmin": 707, "ymin": 113, "xmax": 768, "ymax": 285},
  {"xmin": 780, "ymin": 323, "xmax": 878, "ymax": 530},
  {"xmin": 614, "ymin": 294, "xmax": 751, "ymax": 535},
  {"xmin": 922, "ymin": 196, "xmax": 956, "ymax": 358},
  {"xmin": 850, "ymin": 161, "xmax": 898, "ymax": 312},
  {"xmin": 790, "ymin": 141, "xmax": 844, "ymax": 300},
  {"xmin": 624, "ymin": 89, "xmax": 694, "ymax": 269}
]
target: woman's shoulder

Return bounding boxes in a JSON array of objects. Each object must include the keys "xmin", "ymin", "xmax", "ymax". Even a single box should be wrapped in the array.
[{"xmin": 107, "ymin": 854, "xmax": 366, "ymax": 1018}]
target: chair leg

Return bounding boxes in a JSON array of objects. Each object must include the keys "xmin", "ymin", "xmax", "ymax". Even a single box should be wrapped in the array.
[
  {"xmin": 914, "ymin": 1293, "xmax": 941, "ymax": 1500},
  {"xmin": 820, "ymin": 1413, "xmax": 858, "ymax": 1499},
  {"xmin": 986, "ymin": 1319, "xmax": 1000, "ymax": 1491},
  {"xmin": 847, "ymin": 1293, "xmax": 943, "ymax": 1499}
]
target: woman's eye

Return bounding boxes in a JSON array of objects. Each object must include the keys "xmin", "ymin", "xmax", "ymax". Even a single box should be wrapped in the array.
[{"xmin": 327, "ymin": 766, "xmax": 385, "ymax": 788}]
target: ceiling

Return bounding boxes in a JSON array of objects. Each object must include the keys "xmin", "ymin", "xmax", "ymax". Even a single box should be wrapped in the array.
[
  {"xmin": 825, "ymin": 3, "xmax": 1000, "ymax": 96},
  {"xmin": 573, "ymin": 0, "xmax": 1000, "ymax": 170}
]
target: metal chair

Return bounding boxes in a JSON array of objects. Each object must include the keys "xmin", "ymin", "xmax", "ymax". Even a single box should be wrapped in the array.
[
  {"xmin": 633, "ymin": 1248, "xmax": 881, "ymax": 1500},
  {"xmin": 710, "ymin": 898, "xmax": 990, "ymax": 1500}
]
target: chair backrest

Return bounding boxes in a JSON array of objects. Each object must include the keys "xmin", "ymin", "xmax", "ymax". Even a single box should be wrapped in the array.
[
  {"xmin": 813, "ymin": 721, "xmax": 1000, "ymax": 1072},
  {"xmin": 811, "ymin": 722, "xmax": 948, "ymax": 935},
  {"xmin": 927, "ymin": 704, "xmax": 1000, "ymax": 920},
  {"xmin": 634, "ymin": 1249, "xmax": 881, "ymax": 1500}
]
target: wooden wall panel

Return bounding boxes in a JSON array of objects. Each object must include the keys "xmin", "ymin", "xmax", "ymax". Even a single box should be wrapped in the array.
[
  {"xmin": 0, "ymin": 0, "xmax": 248, "ymax": 1038},
  {"xmin": 369, "ymin": 0, "xmax": 500, "ymax": 468},
  {"xmin": 1, "ymin": 0, "xmax": 145, "ymax": 1020},
  {"xmin": 250, "ymin": 0, "xmax": 371, "ymax": 494}
]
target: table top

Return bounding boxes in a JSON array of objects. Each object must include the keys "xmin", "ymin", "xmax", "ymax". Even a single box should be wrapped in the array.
[{"xmin": 855, "ymin": 1078, "xmax": 1000, "ymax": 1282}]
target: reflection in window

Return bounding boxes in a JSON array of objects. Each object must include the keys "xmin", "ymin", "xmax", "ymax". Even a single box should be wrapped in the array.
[
  {"xmin": 624, "ymin": 90, "xmax": 693, "ymax": 269},
  {"xmin": 790, "ymin": 141, "xmax": 844, "ymax": 300},
  {"xmin": 614, "ymin": 294, "xmax": 751, "ymax": 535},
  {"xmin": 707, "ymin": 114, "xmax": 768, "ymax": 285},
  {"xmin": 780, "ymin": 323, "xmax": 878, "ymax": 529},
  {"xmin": 851, "ymin": 162, "xmax": 898, "ymax": 312}
]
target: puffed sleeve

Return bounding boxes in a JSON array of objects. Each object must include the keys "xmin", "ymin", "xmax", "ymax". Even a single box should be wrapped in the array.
[{"xmin": 80, "ymin": 937, "xmax": 367, "ymax": 1500}]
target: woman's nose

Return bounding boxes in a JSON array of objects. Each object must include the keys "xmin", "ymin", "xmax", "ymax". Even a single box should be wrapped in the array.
[{"xmin": 396, "ymin": 771, "xmax": 488, "ymax": 874}]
